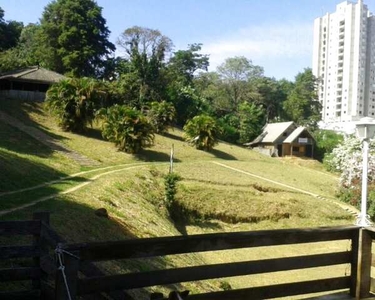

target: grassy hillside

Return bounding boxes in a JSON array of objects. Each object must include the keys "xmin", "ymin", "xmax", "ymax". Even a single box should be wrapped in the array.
[{"xmin": 0, "ymin": 98, "xmax": 354, "ymax": 298}]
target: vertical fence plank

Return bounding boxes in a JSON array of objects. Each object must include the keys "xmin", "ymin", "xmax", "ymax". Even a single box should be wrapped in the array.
[
  {"xmin": 55, "ymin": 248, "xmax": 79, "ymax": 300},
  {"xmin": 357, "ymin": 229, "xmax": 372, "ymax": 299},
  {"xmin": 350, "ymin": 228, "xmax": 360, "ymax": 297},
  {"xmin": 32, "ymin": 212, "xmax": 50, "ymax": 291}
]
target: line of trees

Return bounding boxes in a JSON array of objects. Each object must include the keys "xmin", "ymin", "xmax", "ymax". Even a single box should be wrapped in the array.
[{"xmin": 0, "ymin": 0, "xmax": 323, "ymax": 154}]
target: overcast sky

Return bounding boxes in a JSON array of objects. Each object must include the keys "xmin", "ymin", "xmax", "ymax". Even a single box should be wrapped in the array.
[{"xmin": 1, "ymin": 0, "xmax": 374, "ymax": 80}]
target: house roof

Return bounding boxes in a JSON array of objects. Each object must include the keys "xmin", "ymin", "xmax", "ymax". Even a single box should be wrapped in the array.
[
  {"xmin": 0, "ymin": 66, "xmax": 65, "ymax": 84},
  {"xmin": 248, "ymin": 121, "xmax": 295, "ymax": 145},
  {"xmin": 283, "ymin": 127, "xmax": 307, "ymax": 143}
]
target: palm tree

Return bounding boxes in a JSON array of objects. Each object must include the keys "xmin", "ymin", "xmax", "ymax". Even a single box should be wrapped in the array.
[
  {"xmin": 97, "ymin": 105, "xmax": 154, "ymax": 153},
  {"xmin": 147, "ymin": 101, "xmax": 176, "ymax": 133},
  {"xmin": 45, "ymin": 77, "xmax": 104, "ymax": 132},
  {"xmin": 183, "ymin": 114, "xmax": 220, "ymax": 151}
]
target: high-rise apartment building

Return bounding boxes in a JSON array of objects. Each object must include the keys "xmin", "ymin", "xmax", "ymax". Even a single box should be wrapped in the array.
[{"xmin": 313, "ymin": 0, "xmax": 375, "ymax": 129}]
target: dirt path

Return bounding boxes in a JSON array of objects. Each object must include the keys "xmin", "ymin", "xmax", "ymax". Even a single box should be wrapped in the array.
[
  {"xmin": 0, "ymin": 111, "xmax": 99, "ymax": 166},
  {"xmin": 0, "ymin": 164, "xmax": 150, "ymax": 216},
  {"xmin": 212, "ymin": 161, "xmax": 359, "ymax": 217},
  {"xmin": 0, "ymin": 162, "xmax": 147, "ymax": 197}
]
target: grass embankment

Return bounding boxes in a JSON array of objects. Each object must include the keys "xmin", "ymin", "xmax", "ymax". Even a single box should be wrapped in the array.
[{"xmin": 0, "ymin": 98, "xmax": 354, "ymax": 298}]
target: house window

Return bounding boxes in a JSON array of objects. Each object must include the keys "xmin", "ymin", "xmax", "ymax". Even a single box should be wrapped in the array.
[{"xmin": 292, "ymin": 146, "xmax": 299, "ymax": 152}]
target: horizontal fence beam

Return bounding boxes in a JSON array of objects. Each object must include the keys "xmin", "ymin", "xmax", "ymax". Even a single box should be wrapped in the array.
[
  {"xmin": 0, "ymin": 267, "xmax": 41, "ymax": 282},
  {"xmin": 187, "ymin": 277, "xmax": 351, "ymax": 300},
  {"xmin": 66, "ymin": 225, "xmax": 358, "ymax": 261},
  {"xmin": 0, "ymin": 220, "xmax": 41, "ymax": 236},
  {"xmin": 0, "ymin": 245, "xmax": 41, "ymax": 259},
  {"xmin": 77, "ymin": 251, "xmax": 351, "ymax": 295},
  {"xmin": 0, "ymin": 290, "xmax": 41, "ymax": 300}
]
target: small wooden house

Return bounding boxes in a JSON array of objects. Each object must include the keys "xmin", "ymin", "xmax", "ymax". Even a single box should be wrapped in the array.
[
  {"xmin": 247, "ymin": 121, "xmax": 315, "ymax": 158},
  {"xmin": 0, "ymin": 66, "xmax": 65, "ymax": 101}
]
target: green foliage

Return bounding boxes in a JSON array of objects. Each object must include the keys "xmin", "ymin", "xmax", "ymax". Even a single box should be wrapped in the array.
[
  {"xmin": 238, "ymin": 102, "xmax": 265, "ymax": 143},
  {"xmin": 45, "ymin": 77, "xmax": 104, "ymax": 132},
  {"xmin": 147, "ymin": 101, "xmax": 176, "ymax": 133},
  {"xmin": 183, "ymin": 115, "xmax": 220, "ymax": 151},
  {"xmin": 164, "ymin": 172, "xmax": 181, "ymax": 208},
  {"xmin": 98, "ymin": 105, "xmax": 155, "ymax": 153},
  {"xmin": 117, "ymin": 26, "xmax": 172, "ymax": 107},
  {"xmin": 216, "ymin": 56, "xmax": 264, "ymax": 112},
  {"xmin": 0, "ymin": 24, "xmax": 43, "ymax": 71},
  {"xmin": 39, "ymin": 0, "xmax": 115, "ymax": 77},
  {"xmin": 217, "ymin": 114, "xmax": 240, "ymax": 143},
  {"xmin": 252, "ymin": 77, "xmax": 289, "ymax": 122},
  {"xmin": 217, "ymin": 56, "xmax": 264, "ymax": 81},
  {"xmin": 313, "ymin": 130, "xmax": 344, "ymax": 162},
  {"xmin": 282, "ymin": 68, "xmax": 321, "ymax": 128},
  {"xmin": 172, "ymin": 85, "xmax": 209, "ymax": 125},
  {"xmin": 0, "ymin": 7, "xmax": 23, "ymax": 51},
  {"xmin": 168, "ymin": 43, "xmax": 209, "ymax": 84}
]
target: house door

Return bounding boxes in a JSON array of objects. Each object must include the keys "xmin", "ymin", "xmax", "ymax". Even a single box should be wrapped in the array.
[
  {"xmin": 277, "ymin": 144, "xmax": 282, "ymax": 157},
  {"xmin": 306, "ymin": 145, "xmax": 313, "ymax": 157}
]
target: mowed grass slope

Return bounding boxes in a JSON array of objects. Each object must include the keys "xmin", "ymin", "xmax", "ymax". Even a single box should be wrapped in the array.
[
  {"xmin": 0, "ymin": 98, "xmax": 354, "ymax": 298},
  {"xmin": 0, "ymin": 98, "xmax": 349, "ymax": 227}
]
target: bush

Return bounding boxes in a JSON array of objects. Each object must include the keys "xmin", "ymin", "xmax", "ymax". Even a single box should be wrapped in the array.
[
  {"xmin": 97, "ymin": 105, "xmax": 154, "ymax": 153},
  {"xmin": 45, "ymin": 77, "xmax": 105, "ymax": 132},
  {"xmin": 217, "ymin": 114, "xmax": 240, "ymax": 143},
  {"xmin": 164, "ymin": 173, "xmax": 181, "ymax": 208},
  {"xmin": 147, "ymin": 101, "xmax": 176, "ymax": 133},
  {"xmin": 313, "ymin": 130, "xmax": 344, "ymax": 162},
  {"xmin": 327, "ymin": 136, "xmax": 375, "ymax": 220},
  {"xmin": 183, "ymin": 114, "xmax": 220, "ymax": 151}
]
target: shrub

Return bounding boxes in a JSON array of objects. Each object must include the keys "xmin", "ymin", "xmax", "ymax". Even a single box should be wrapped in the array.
[
  {"xmin": 97, "ymin": 105, "xmax": 154, "ymax": 153},
  {"xmin": 183, "ymin": 114, "xmax": 220, "ymax": 151},
  {"xmin": 164, "ymin": 172, "xmax": 181, "ymax": 208},
  {"xmin": 313, "ymin": 130, "xmax": 344, "ymax": 162},
  {"xmin": 217, "ymin": 114, "xmax": 240, "ymax": 143},
  {"xmin": 147, "ymin": 101, "xmax": 176, "ymax": 133},
  {"xmin": 326, "ymin": 136, "xmax": 375, "ymax": 220},
  {"xmin": 45, "ymin": 77, "xmax": 105, "ymax": 132}
]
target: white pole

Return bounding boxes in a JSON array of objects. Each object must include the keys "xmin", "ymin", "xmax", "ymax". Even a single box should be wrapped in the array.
[
  {"xmin": 357, "ymin": 137, "xmax": 371, "ymax": 226},
  {"xmin": 169, "ymin": 144, "xmax": 174, "ymax": 174}
]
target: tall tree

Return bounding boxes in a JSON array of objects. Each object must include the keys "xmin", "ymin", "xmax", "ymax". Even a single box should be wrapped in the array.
[
  {"xmin": 238, "ymin": 102, "xmax": 265, "ymax": 143},
  {"xmin": 168, "ymin": 43, "xmax": 209, "ymax": 85},
  {"xmin": 217, "ymin": 56, "xmax": 264, "ymax": 112},
  {"xmin": 39, "ymin": 0, "xmax": 115, "ymax": 77},
  {"xmin": 0, "ymin": 6, "xmax": 23, "ymax": 51},
  {"xmin": 283, "ymin": 68, "xmax": 321, "ymax": 128},
  {"xmin": 166, "ymin": 44, "xmax": 209, "ymax": 124},
  {"xmin": 117, "ymin": 26, "xmax": 173, "ymax": 106},
  {"xmin": 252, "ymin": 77, "xmax": 290, "ymax": 122}
]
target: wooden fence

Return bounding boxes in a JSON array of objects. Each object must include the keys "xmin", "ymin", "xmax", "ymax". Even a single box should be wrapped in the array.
[
  {"xmin": 0, "ymin": 212, "xmax": 51, "ymax": 299},
  {"xmin": 1, "ymin": 213, "xmax": 374, "ymax": 299}
]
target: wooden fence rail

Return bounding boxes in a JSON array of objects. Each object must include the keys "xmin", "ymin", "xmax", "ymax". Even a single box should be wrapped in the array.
[{"xmin": 57, "ymin": 225, "xmax": 361, "ymax": 300}]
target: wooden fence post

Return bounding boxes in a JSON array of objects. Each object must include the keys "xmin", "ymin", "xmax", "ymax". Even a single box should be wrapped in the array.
[
  {"xmin": 356, "ymin": 228, "xmax": 372, "ymax": 299},
  {"xmin": 350, "ymin": 228, "xmax": 360, "ymax": 297},
  {"xmin": 55, "ymin": 245, "xmax": 79, "ymax": 300},
  {"xmin": 32, "ymin": 212, "xmax": 50, "ymax": 291}
]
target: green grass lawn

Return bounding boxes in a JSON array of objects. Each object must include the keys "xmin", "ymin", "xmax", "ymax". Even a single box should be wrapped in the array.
[{"xmin": 0, "ymin": 98, "xmax": 356, "ymax": 299}]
